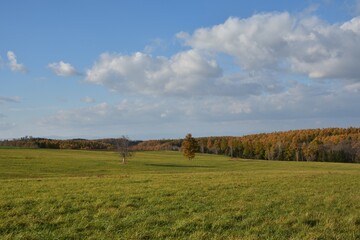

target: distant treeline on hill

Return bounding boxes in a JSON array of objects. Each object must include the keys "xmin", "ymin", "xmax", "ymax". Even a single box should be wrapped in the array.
[
  {"xmin": 0, "ymin": 137, "xmax": 141, "ymax": 151},
  {"xmin": 1, "ymin": 127, "xmax": 360, "ymax": 163}
]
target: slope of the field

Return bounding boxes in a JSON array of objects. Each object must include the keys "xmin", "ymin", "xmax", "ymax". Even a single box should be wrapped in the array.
[{"xmin": 0, "ymin": 149, "xmax": 360, "ymax": 239}]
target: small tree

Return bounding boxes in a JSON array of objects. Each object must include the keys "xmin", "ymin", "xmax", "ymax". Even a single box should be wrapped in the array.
[
  {"xmin": 116, "ymin": 136, "xmax": 133, "ymax": 164},
  {"xmin": 182, "ymin": 133, "xmax": 198, "ymax": 160}
]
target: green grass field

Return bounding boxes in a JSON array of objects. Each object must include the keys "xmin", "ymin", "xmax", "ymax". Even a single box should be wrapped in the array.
[{"xmin": 1, "ymin": 149, "xmax": 360, "ymax": 239}]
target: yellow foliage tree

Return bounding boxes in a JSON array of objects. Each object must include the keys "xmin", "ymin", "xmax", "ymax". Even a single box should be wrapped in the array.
[{"xmin": 181, "ymin": 133, "xmax": 198, "ymax": 160}]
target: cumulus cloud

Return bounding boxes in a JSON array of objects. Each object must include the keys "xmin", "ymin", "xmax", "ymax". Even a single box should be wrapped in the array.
[
  {"xmin": 48, "ymin": 61, "xmax": 79, "ymax": 76},
  {"xmin": 7, "ymin": 51, "xmax": 27, "ymax": 73},
  {"xmin": 85, "ymin": 50, "xmax": 222, "ymax": 96},
  {"xmin": 178, "ymin": 12, "xmax": 360, "ymax": 81},
  {"xmin": 85, "ymin": 12, "xmax": 360, "ymax": 102},
  {"xmin": 84, "ymin": 12, "xmax": 360, "ymax": 104},
  {"xmin": 178, "ymin": 13, "xmax": 293, "ymax": 71},
  {"xmin": 43, "ymin": 10, "xmax": 360, "ymax": 138}
]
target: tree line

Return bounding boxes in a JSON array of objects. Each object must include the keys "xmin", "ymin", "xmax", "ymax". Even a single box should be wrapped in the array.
[
  {"xmin": 131, "ymin": 128, "xmax": 360, "ymax": 163},
  {"xmin": 1, "ymin": 128, "xmax": 360, "ymax": 163},
  {"xmin": 196, "ymin": 128, "xmax": 360, "ymax": 163},
  {"xmin": 0, "ymin": 137, "xmax": 113, "ymax": 150},
  {"xmin": 0, "ymin": 136, "xmax": 143, "ymax": 151}
]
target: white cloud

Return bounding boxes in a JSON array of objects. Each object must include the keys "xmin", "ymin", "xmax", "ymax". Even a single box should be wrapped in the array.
[
  {"xmin": 48, "ymin": 61, "xmax": 79, "ymax": 76},
  {"xmin": 82, "ymin": 96, "xmax": 95, "ymax": 103},
  {"xmin": 85, "ymin": 50, "xmax": 222, "ymax": 96},
  {"xmin": 7, "ymin": 51, "xmax": 27, "ymax": 73},
  {"xmin": 178, "ymin": 13, "xmax": 360, "ymax": 80},
  {"xmin": 85, "ymin": 50, "xmax": 283, "ymax": 98}
]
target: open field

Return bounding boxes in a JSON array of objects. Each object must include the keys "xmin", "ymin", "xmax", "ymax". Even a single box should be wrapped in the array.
[{"xmin": 1, "ymin": 149, "xmax": 360, "ymax": 239}]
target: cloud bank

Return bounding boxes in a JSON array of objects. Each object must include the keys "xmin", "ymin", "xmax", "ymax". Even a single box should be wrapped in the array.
[
  {"xmin": 42, "ymin": 11, "xmax": 360, "ymax": 138},
  {"xmin": 85, "ymin": 12, "xmax": 360, "ymax": 100}
]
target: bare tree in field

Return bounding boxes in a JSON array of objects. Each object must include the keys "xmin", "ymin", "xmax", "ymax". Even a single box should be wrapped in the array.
[{"xmin": 116, "ymin": 136, "xmax": 133, "ymax": 164}]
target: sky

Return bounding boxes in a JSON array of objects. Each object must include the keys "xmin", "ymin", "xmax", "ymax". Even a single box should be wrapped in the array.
[{"xmin": 1, "ymin": 0, "xmax": 360, "ymax": 140}]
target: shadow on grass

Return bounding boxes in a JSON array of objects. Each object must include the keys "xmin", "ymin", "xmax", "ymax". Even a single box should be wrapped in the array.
[{"xmin": 145, "ymin": 163, "xmax": 215, "ymax": 168}]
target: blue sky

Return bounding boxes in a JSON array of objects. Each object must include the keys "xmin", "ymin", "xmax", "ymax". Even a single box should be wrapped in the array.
[{"xmin": 1, "ymin": 0, "xmax": 360, "ymax": 140}]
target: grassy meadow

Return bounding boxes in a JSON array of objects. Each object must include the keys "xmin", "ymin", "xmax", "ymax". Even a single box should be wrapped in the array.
[{"xmin": 1, "ymin": 149, "xmax": 360, "ymax": 239}]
